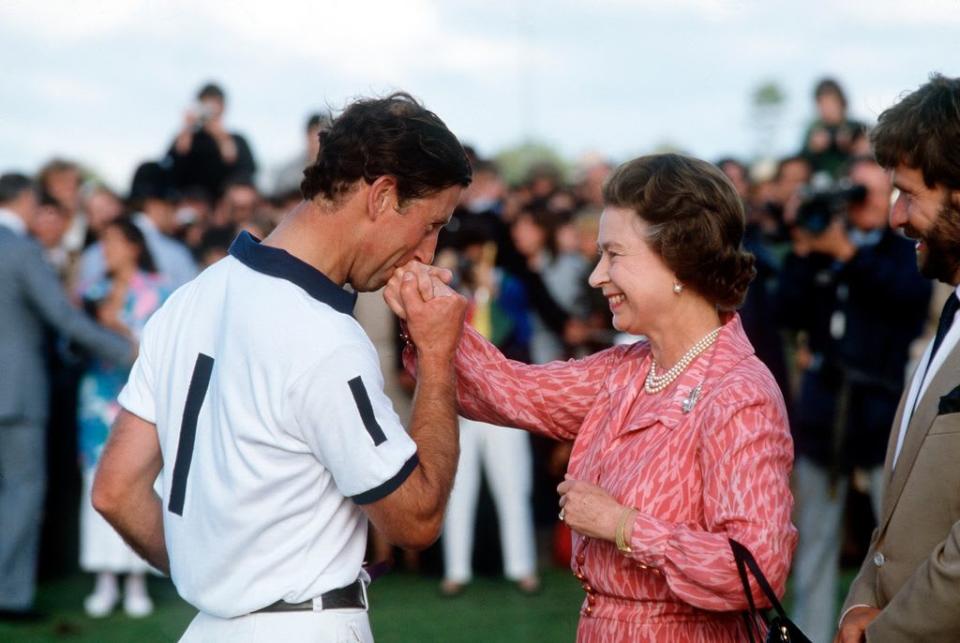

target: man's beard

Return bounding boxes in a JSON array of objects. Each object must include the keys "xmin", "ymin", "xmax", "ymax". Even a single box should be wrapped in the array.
[{"xmin": 918, "ymin": 193, "xmax": 960, "ymax": 284}]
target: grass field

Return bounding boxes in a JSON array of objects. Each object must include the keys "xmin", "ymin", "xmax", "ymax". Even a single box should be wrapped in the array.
[
  {"xmin": 0, "ymin": 565, "xmax": 857, "ymax": 642},
  {"xmin": 0, "ymin": 567, "xmax": 584, "ymax": 642}
]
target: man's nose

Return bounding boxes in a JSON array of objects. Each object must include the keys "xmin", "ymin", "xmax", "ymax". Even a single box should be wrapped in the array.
[
  {"xmin": 413, "ymin": 236, "xmax": 438, "ymax": 265},
  {"xmin": 889, "ymin": 195, "xmax": 907, "ymax": 229}
]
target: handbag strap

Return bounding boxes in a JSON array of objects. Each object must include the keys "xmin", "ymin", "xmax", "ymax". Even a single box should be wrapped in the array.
[
  {"xmin": 732, "ymin": 540, "xmax": 763, "ymax": 643},
  {"xmin": 729, "ymin": 539, "xmax": 790, "ymax": 621}
]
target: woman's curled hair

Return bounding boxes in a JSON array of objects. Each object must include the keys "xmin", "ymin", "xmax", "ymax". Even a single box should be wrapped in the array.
[{"xmin": 603, "ymin": 153, "xmax": 756, "ymax": 310}]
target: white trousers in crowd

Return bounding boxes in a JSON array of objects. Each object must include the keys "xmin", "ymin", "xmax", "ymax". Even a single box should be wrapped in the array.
[
  {"xmin": 443, "ymin": 417, "xmax": 537, "ymax": 583},
  {"xmin": 179, "ymin": 609, "xmax": 373, "ymax": 643},
  {"xmin": 80, "ymin": 468, "xmax": 151, "ymax": 573},
  {"xmin": 790, "ymin": 456, "xmax": 883, "ymax": 643}
]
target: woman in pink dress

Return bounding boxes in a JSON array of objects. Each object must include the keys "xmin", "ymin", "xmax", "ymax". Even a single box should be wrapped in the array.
[{"xmin": 388, "ymin": 153, "xmax": 797, "ymax": 642}]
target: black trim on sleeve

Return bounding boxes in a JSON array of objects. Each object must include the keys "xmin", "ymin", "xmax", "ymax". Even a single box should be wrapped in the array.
[
  {"xmin": 168, "ymin": 353, "xmax": 215, "ymax": 516},
  {"xmin": 347, "ymin": 376, "xmax": 387, "ymax": 446},
  {"xmin": 350, "ymin": 453, "xmax": 419, "ymax": 505}
]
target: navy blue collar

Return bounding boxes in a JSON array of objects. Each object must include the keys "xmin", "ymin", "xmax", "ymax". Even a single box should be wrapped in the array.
[{"xmin": 228, "ymin": 231, "xmax": 357, "ymax": 316}]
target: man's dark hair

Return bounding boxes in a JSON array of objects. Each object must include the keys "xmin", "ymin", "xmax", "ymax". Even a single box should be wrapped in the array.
[
  {"xmin": 306, "ymin": 111, "xmax": 332, "ymax": 133},
  {"xmin": 814, "ymin": 78, "xmax": 847, "ymax": 109},
  {"xmin": 473, "ymin": 159, "xmax": 500, "ymax": 177},
  {"xmin": 872, "ymin": 73, "xmax": 960, "ymax": 191},
  {"xmin": 39, "ymin": 190, "xmax": 65, "ymax": 212},
  {"xmin": 774, "ymin": 155, "xmax": 811, "ymax": 182},
  {"xmin": 300, "ymin": 92, "xmax": 472, "ymax": 204},
  {"xmin": 197, "ymin": 82, "xmax": 225, "ymax": 103},
  {"xmin": 222, "ymin": 171, "xmax": 257, "ymax": 192},
  {"xmin": 0, "ymin": 173, "xmax": 34, "ymax": 204}
]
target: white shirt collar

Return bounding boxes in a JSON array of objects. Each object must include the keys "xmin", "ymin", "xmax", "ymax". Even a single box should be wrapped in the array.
[
  {"xmin": 0, "ymin": 208, "xmax": 27, "ymax": 235},
  {"xmin": 893, "ymin": 284, "xmax": 960, "ymax": 468}
]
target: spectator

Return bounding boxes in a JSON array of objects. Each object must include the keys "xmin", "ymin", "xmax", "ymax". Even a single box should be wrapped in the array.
[
  {"xmin": 801, "ymin": 78, "xmax": 867, "ymax": 178},
  {"xmin": 77, "ymin": 216, "xmax": 170, "ymax": 619},
  {"xmin": 719, "ymin": 157, "xmax": 792, "ymax": 414},
  {"xmin": 0, "ymin": 172, "xmax": 133, "ymax": 622},
  {"xmin": 174, "ymin": 186, "xmax": 214, "ymax": 252},
  {"xmin": 572, "ymin": 155, "xmax": 613, "ymax": 209},
  {"xmin": 777, "ymin": 157, "xmax": 931, "ymax": 641},
  {"xmin": 29, "ymin": 192, "xmax": 74, "ymax": 279},
  {"xmin": 511, "ymin": 207, "xmax": 588, "ymax": 363},
  {"xmin": 38, "ymin": 159, "xmax": 86, "ymax": 258},
  {"xmin": 165, "ymin": 82, "xmax": 256, "ymax": 200},
  {"xmin": 78, "ymin": 162, "xmax": 198, "ymax": 291},
  {"xmin": 434, "ymin": 217, "xmax": 539, "ymax": 596},
  {"xmin": 211, "ymin": 173, "xmax": 260, "ymax": 230},
  {"xmin": 271, "ymin": 111, "xmax": 331, "ymax": 198},
  {"xmin": 81, "ymin": 182, "xmax": 124, "ymax": 243}
]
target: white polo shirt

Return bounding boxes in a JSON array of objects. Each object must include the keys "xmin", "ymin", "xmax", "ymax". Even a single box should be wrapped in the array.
[{"xmin": 118, "ymin": 231, "xmax": 417, "ymax": 618}]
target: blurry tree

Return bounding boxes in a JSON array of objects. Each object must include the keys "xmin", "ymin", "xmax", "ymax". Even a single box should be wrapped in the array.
[
  {"xmin": 751, "ymin": 80, "xmax": 786, "ymax": 160},
  {"xmin": 493, "ymin": 140, "xmax": 568, "ymax": 186},
  {"xmin": 650, "ymin": 140, "xmax": 686, "ymax": 155}
]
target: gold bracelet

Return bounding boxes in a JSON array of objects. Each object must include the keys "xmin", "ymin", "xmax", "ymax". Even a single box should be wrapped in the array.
[{"xmin": 615, "ymin": 507, "xmax": 635, "ymax": 554}]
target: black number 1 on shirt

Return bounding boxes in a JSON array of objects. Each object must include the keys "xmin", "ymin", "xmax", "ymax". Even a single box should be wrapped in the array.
[{"xmin": 168, "ymin": 353, "xmax": 214, "ymax": 516}]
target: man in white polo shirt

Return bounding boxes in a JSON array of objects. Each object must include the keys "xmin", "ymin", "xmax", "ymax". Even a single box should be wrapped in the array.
[
  {"xmin": 836, "ymin": 74, "xmax": 960, "ymax": 642},
  {"xmin": 91, "ymin": 92, "xmax": 472, "ymax": 642}
]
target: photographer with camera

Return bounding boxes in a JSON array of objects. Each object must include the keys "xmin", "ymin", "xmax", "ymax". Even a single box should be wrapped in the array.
[
  {"xmin": 801, "ymin": 78, "xmax": 869, "ymax": 179},
  {"xmin": 777, "ymin": 157, "xmax": 931, "ymax": 642},
  {"xmin": 166, "ymin": 82, "xmax": 256, "ymax": 201}
]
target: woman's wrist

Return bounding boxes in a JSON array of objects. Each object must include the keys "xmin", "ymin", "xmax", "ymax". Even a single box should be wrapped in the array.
[{"xmin": 614, "ymin": 506, "xmax": 637, "ymax": 553}]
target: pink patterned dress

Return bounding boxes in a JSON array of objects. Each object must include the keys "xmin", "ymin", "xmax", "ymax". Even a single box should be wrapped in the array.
[{"xmin": 412, "ymin": 313, "xmax": 797, "ymax": 641}]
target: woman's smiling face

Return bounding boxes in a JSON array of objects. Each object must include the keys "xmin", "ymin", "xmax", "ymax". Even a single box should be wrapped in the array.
[{"xmin": 588, "ymin": 206, "xmax": 676, "ymax": 336}]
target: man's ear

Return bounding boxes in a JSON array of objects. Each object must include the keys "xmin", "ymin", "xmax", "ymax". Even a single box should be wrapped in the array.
[{"xmin": 366, "ymin": 176, "xmax": 399, "ymax": 221}]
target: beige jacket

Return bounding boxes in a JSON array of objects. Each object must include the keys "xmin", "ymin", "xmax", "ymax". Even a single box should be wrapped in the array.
[{"xmin": 842, "ymin": 341, "xmax": 960, "ymax": 641}]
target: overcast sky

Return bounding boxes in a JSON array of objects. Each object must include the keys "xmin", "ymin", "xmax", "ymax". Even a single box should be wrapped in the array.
[{"xmin": 1, "ymin": 0, "xmax": 958, "ymax": 192}]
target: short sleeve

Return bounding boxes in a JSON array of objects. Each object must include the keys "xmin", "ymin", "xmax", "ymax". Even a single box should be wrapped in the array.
[
  {"xmin": 117, "ymin": 311, "xmax": 159, "ymax": 423},
  {"xmin": 290, "ymin": 340, "xmax": 417, "ymax": 505}
]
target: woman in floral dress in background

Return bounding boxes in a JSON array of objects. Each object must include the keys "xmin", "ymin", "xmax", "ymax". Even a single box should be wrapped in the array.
[{"xmin": 78, "ymin": 216, "xmax": 170, "ymax": 618}]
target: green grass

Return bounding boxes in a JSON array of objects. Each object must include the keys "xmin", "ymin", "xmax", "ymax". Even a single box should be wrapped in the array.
[
  {"xmin": 0, "ymin": 567, "xmax": 583, "ymax": 642},
  {"xmin": 0, "ymin": 567, "xmax": 860, "ymax": 642}
]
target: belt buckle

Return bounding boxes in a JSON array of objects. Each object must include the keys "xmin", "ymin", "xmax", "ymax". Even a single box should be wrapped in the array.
[{"xmin": 359, "ymin": 578, "xmax": 369, "ymax": 610}]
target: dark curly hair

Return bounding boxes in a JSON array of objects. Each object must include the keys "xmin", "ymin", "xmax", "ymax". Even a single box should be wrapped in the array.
[
  {"xmin": 602, "ymin": 154, "xmax": 756, "ymax": 311},
  {"xmin": 300, "ymin": 92, "xmax": 472, "ymax": 205},
  {"xmin": 872, "ymin": 73, "xmax": 960, "ymax": 191}
]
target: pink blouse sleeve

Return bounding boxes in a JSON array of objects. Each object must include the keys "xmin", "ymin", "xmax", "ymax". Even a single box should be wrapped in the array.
[
  {"xmin": 623, "ymin": 385, "xmax": 798, "ymax": 612},
  {"xmin": 404, "ymin": 325, "xmax": 621, "ymax": 441}
]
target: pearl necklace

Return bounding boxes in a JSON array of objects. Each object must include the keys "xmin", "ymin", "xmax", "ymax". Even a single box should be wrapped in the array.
[{"xmin": 644, "ymin": 327, "xmax": 722, "ymax": 394}]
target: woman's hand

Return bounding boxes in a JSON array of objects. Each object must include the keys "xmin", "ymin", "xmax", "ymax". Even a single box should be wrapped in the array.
[
  {"xmin": 383, "ymin": 261, "xmax": 454, "ymax": 320},
  {"xmin": 558, "ymin": 476, "xmax": 632, "ymax": 543}
]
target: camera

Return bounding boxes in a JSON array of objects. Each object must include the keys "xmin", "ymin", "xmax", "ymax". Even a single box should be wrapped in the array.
[
  {"xmin": 795, "ymin": 178, "xmax": 867, "ymax": 234},
  {"xmin": 192, "ymin": 102, "xmax": 216, "ymax": 131}
]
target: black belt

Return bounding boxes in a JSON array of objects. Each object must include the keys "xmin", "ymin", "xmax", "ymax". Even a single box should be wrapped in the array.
[{"xmin": 255, "ymin": 578, "xmax": 368, "ymax": 613}]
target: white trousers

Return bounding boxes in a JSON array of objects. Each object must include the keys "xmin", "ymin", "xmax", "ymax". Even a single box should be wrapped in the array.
[
  {"xmin": 442, "ymin": 417, "xmax": 536, "ymax": 583},
  {"xmin": 80, "ymin": 468, "xmax": 150, "ymax": 573},
  {"xmin": 179, "ymin": 609, "xmax": 373, "ymax": 643},
  {"xmin": 789, "ymin": 456, "xmax": 883, "ymax": 643}
]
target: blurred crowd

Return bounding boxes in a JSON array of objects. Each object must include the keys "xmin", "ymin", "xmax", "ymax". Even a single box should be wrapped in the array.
[{"xmin": 0, "ymin": 78, "xmax": 942, "ymax": 635}]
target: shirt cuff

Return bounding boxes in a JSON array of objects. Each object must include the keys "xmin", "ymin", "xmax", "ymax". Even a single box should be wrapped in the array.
[
  {"xmin": 627, "ymin": 511, "xmax": 673, "ymax": 568},
  {"xmin": 838, "ymin": 603, "xmax": 874, "ymax": 628}
]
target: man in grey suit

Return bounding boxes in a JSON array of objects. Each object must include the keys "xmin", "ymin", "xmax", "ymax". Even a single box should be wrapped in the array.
[
  {"xmin": 836, "ymin": 74, "xmax": 960, "ymax": 642},
  {"xmin": 0, "ymin": 173, "xmax": 134, "ymax": 621}
]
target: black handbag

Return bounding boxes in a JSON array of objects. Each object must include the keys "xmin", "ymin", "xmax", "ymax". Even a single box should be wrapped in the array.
[{"xmin": 729, "ymin": 539, "xmax": 811, "ymax": 643}]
